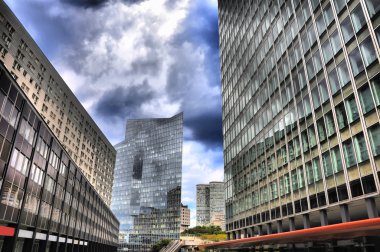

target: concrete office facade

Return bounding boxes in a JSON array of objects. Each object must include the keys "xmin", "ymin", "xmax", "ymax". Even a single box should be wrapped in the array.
[
  {"xmin": 0, "ymin": 1, "xmax": 115, "ymax": 206},
  {"xmin": 181, "ymin": 204, "xmax": 190, "ymax": 233},
  {"xmin": 219, "ymin": 0, "xmax": 380, "ymax": 246},
  {"xmin": 196, "ymin": 182, "xmax": 225, "ymax": 229}
]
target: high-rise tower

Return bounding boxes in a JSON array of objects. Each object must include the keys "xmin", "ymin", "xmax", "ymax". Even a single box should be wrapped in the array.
[
  {"xmin": 218, "ymin": 0, "xmax": 380, "ymax": 247},
  {"xmin": 196, "ymin": 182, "xmax": 225, "ymax": 229},
  {"xmin": 111, "ymin": 113, "xmax": 183, "ymax": 252}
]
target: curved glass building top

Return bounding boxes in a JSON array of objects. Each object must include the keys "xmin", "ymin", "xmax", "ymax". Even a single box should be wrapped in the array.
[{"xmin": 111, "ymin": 113, "xmax": 183, "ymax": 251}]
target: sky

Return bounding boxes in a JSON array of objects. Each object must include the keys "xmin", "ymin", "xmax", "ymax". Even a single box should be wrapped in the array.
[{"xmin": 5, "ymin": 0, "xmax": 223, "ymax": 227}]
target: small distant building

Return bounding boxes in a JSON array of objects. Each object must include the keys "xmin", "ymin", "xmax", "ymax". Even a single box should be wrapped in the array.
[
  {"xmin": 196, "ymin": 182, "xmax": 225, "ymax": 230},
  {"xmin": 181, "ymin": 204, "xmax": 191, "ymax": 233}
]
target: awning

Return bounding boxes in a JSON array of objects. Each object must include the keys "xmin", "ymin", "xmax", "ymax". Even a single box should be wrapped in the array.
[
  {"xmin": 200, "ymin": 218, "xmax": 380, "ymax": 249},
  {"xmin": 0, "ymin": 226, "xmax": 15, "ymax": 237}
]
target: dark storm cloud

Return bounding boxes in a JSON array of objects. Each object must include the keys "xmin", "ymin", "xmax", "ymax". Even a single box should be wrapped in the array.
[
  {"xmin": 173, "ymin": 0, "xmax": 219, "ymax": 51},
  {"xmin": 186, "ymin": 112, "xmax": 223, "ymax": 148},
  {"xmin": 166, "ymin": 0, "xmax": 222, "ymax": 149},
  {"xmin": 61, "ymin": 0, "xmax": 106, "ymax": 8},
  {"xmin": 95, "ymin": 80, "xmax": 154, "ymax": 121},
  {"xmin": 172, "ymin": 0, "xmax": 220, "ymax": 77},
  {"xmin": 165, "ymin": 43, "xmax": 222, "ymax": 149},
  {"xmin": 61, "ymin": 0, "xmax": 145, "ymax": 8}
]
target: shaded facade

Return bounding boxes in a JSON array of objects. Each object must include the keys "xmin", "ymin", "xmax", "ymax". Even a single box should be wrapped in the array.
[
  {"xmin": 111, "ymin": 113, "xmax": 183, "ymax": 251},
  {"xmin": 196, "ymin": 184, "xmax": 210, "ymax": 226},
  {"xmin": 181, "ymin": 204, "xmax": 190, "ymax": 233},
  {"xmin": 0, "ymin": 64, "xmax": 119, "ymax": 251},
  {"xmin": 219, "ymin": 0, "xmax": 380, "ymax": 248},
  {"xmin": 0, "ymin": 1, "xmax": 115, "ymax": 206},
  {"xmin": 196, "ymin": 182, "xmax": 225, "ymax": 229}
]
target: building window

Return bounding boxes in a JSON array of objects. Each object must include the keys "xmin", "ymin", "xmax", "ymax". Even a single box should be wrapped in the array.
[
  {"xmin": 30, "ymin": 164, "xmax": 43, "ymax": 186},
  {"xmin": 316, "ymin": 14, "xmax": 327, "ymax": 35},
  {"xmin": 349, "ymin": 47, "xmax": 365, "ymax": 76},
  {"xmin": 328, "ymin": 68, "xmax": 340, "ymax": 95},
  {"xmin": 358, "ymin": 84, "xmax": 375, "ymax": 114},
  {"xmin": 303, "ymin": 95, "xmax": 312, "ymax": 116},
  {"xmin": 322, "ymin": 39, "xmax": 333, "ymax": 63},
  {"xmin": 333, "ymin": 0, "xmax": 346, "ymax": 14},
  {"xmin": 318, "ymin": 80, "xmax": 329, "ymax": 103},
  {"xmin": 336, "ymin": 103, "xmax": 348, "ymax": 129},
  {"xmin": 341, "ymin": 17, "xmax": 354, "ymax": 43},
  {"xmin": 359, "ymin": 37, "xmax": 377, "ymax": 67},
  {"xmin": 337, "ymin": 60, "xmax": 350, "ymax": 87},
  {"xmin": 344, "ymin": 96, "xmax": 359, "ymax": 123},
  {"xmin": 364, "ymin": 0, "xmax": 380, "ymax": 18},
  {"xmin": 306, "ymin": 162, "xmax": 314, "ymax": 184},
  {"xmin": 313, "ymin": 51, "xmax": 323, "ymax": 73},
  {"xmin": 368, "ymin": 124, "xmax": 380, "ymax": 156},
  {"xmin": 331, "ymin": 146, "xmax": 343, "ymax": 173},
  {"xmin": 322, "ymin": 151, "xmax": 333, "ymax": 177},
  {"xmin": 330, "ymin": 30, "xmax": 342, "ymax": 54},
  {"xmin": 353, "ymin": 133, "xmax": 369, "ymax": 163},
  {"xmin": 317, "ymin": 118, "xmax": 327, "ymax": 142},
  {"xmin": 375, "ymin": 26, "xmax": 380, "ymax": 45},
  {"xmin": 308, "ymin": 126, "xmax": 317, "ymax": 148},
  {"xmin": 302, "ymin": 130, "xmax": 309, "ymax": 153},
  {"xmin": 311, "ymin": 86, "xmax": 321, "ymax": 109},
  {"xmin": 370, "ymin": 75, "xmax": 380, "ymax": 106},
  {"xmin": 312, "ymin": 157, "xmax": 322, "ymax": 182},
  {"xmin": 9, "ymin": 149, "xmax": 30, "ymax": 176},
  {"xmin": 343, "ymin": 139, "xmax": 356, "ymax": 167},
  {"xmin": 351, "ymin": 5, "xmax": 367, "ymax": 33},
  {"xmin": 325, "ymin": 111, "xmax": 336, "ymax": 137}
]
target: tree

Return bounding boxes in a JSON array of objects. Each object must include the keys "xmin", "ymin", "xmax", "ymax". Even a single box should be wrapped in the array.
[
  {"xmin": 182, "ymin": 225, "xmax": 224, "ymax": 235},
  {"xmin": 150, "ymin": 239, "xmax": 171, "ymax": 252}
]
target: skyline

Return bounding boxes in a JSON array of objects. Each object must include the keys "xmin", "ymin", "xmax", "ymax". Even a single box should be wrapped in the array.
[{"xmin": 4, "ymin": 0, "xmax": 223, "ymax": 227}]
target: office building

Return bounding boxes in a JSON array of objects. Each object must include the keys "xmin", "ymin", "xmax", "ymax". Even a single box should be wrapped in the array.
[
  {"xmin": 181, "ymin": 204, "xmax": 190, "ymax": 233},
  {"xmin": 218, "ymin": 0, "xmax": 380, "ymax": 248},
  {"xmin": 111, "ymin": 113, "xmax": 183, "ymax": 252},
  {"xmin": 0, "ymin": 1, "xmax": 115, "ymax": 206},
  {"xmin": 196, "ymin": 182, "xmax": 225, "ymax": 229},
  {"xmin": 0, "ymin": 65, "xmax": 119, "ymax": 252},
  {"xmin": 196, "ymin": 184, "xmax": 210, "ymax": 226}
]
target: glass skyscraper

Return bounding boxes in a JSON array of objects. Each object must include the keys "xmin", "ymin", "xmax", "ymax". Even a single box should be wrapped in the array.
[
  {"xmin": 111, "ymin": 113, "xmax": 183, "ymax": 251},
  {"xmin": 219, "ymin": 0, "xmax": 380, "ymax": 244}
]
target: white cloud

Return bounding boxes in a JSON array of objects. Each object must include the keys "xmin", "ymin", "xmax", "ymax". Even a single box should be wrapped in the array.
[
  {"xmin": 51, "ymin": 0, "xmax": 193, "ymax": 119},
  {"xmin": 7, "ymin": 0, "xmax": 224, "ymax": 229}
]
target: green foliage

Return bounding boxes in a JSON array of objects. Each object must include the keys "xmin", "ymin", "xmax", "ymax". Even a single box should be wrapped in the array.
[
  {"xmin": 199, "ymin": 233, "xmax": 227, "ymax": 242},
  {"xmin": 182, "ymin": 225, "xmax": 225, "ymax": 235},
  {"xmin": 150, "ymin": 239, "xmax": 171, "ymax": 252}
]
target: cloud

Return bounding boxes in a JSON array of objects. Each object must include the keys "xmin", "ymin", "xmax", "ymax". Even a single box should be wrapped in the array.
[
  {"xmin": 60, "ymin": 0, "xmax": 107, "ymax": 8},
  {"xmin": 186, "ymin": 112, "xmax": 222, "ymax": 148},
  {"xmin": 5, "ymin": 0, "xmax": 223, "ymax": 227},
  {"xmin": 95, "ymin": 80, "xmax": 154, "ymax": 121},
  {"xmin": 60, "ymin": 0, "xmax": 145, "ymax": 8},
  {"xmin": 166, "ymin": 0, "xmax": 222, "ymax": 148},
  {"xmin": 181, "ymin": 141, "xmax": 224, "ymax": 226},
  {"xmin": 7, "ymin": 0, "xmax": 223, "ymax": 148}
]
